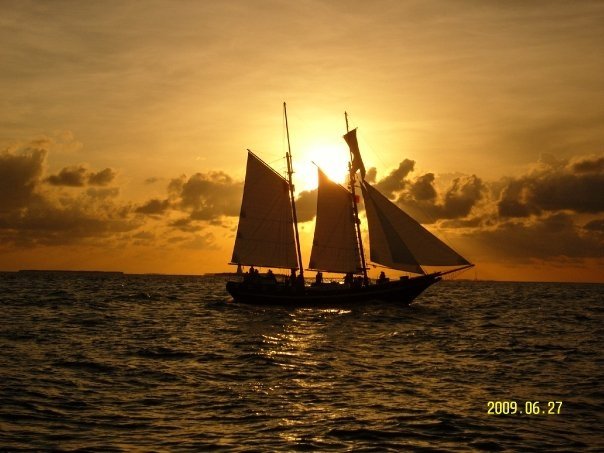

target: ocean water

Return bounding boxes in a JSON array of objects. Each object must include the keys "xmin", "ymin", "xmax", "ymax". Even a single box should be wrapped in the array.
[{"xmin": 0, "ymin": 272, "xmax": 602, "ymax": 452}]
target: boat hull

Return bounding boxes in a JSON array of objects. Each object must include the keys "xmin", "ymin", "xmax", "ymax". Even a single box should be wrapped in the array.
[{"xmin": 225, "ymin": 274, "xmax": 441, "ymax": 306}]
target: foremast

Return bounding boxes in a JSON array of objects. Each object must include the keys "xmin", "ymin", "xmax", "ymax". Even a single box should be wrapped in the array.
[
  {"xmin": 284, "ymin": 102, "xmax": 304, "ymax": 278},
  {"xmin": 345, "ymin": 112, "xmax": 369, "ymax": 285}
]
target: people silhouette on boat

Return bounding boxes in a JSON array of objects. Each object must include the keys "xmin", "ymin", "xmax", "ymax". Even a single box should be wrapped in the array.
[
  {"xmin": 266, "ymin": 269, "xmax": 276, "ymax": 283},
  {"xmin": 378, "ymin": 271, "xmax": 389, "ymax": 284},
  {"xmin": 344, "ymin": 272, "xmax": 353, "ymax": 287},
  {"xmin": 314, "ymin": 271, "xmax": 323, "ymax": 286},
  {"xmin": 243, "ymin": 266, "xmax": 261, "ymax": 283}
]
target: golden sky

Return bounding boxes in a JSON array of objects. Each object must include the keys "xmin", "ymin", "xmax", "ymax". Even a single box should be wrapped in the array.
[{"xmin": 1, "ymin": 0, "xmax": 603, "ymax": 282}]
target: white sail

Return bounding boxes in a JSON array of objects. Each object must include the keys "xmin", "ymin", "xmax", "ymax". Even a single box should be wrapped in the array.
[
  {"xmin": 231, "ymin": 151, "xmax": 299, "ymax": 270},
  {"xmin": 308, "ymin": 169, "xmax": 361, "ymax": 273},
  {"xmin": 361, "ymin": 181, "xmax": 470, "ymax": 274}
]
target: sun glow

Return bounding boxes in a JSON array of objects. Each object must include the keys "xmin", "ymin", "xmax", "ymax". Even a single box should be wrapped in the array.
[{"xmin": 293, "ymin": 140, "xmax": 350, "ymax": 191}]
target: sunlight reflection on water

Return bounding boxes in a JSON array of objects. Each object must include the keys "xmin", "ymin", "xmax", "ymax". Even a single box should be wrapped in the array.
[{"xmin": 0, "ymin": 274, "xmax": 601, "ymax": 451}]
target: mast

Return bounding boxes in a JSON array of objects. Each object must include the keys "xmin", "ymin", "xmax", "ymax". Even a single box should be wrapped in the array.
[
  {"xmin": 345, "ymin": 111, "xmax": 369, "ymax": 284},
  {"xmin": 284, "ymin": 102, "xmax": 304, "ymax": 278}
]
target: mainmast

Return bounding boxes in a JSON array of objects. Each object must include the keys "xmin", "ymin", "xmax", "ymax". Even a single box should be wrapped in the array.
[
  {"xmin": 284, "ymin": 102, "xmax": 304, "ymax": 278},
  {"xmin": 345, "ymin": 111, "xmax": 369, "ymax": 285}
]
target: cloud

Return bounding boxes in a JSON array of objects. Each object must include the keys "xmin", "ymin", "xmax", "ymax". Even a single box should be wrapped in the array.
[
  {"xmin": 362, "ymin": 154, "xmax": 604, "ymax": 265},
  {"xmin": 396, "ymin": 174, "xmax": 485, "ymax": 223},
  {"xmin": 168, "ymin": 171, "xmax": 242, "ymax": 221},
  {"xmin": 88, "ymin": 168, "xmax": 116, "ymax": 186},
  {"xmin": 46, "ymin": 165, "xmax": 116, "ymax": 187},
  {"xmin": 572, "ymin": 156, "xmax": 604, "ymax": 173},
  {"xmin": 295, "ymin": 188, "xmax": 318, "ymax": 223},
  {"xmin": 0, "ymin": 142, "xmax": 137, "ymax": 247},
  {"xmin": 409, "ymin": 173, "xmax": 437, "ymax": 201},
  {"xmin": 46, "ymin": 165, "xmax": 88, "ymax": 186},
  {"xmin": 135, "ymin": 198, "xmax": 171, "ymax": 215},
  {"xmin": 2, "ymin": 135, "xmax": 602, "ymax": 274},
  {"xmin": 365, "ymin": 167, "xmax": 377, "ymax": 184},
  {"xmin": 0, "ymin": 195, "xmax": 139, "ymax": 247},
  {"xmin": 497, "ymin": 155, "xmax": 604, "ymax": 217},
  {"xmin": 0, "ymin": 144, "xmax": 46, "ymax": 212},
  {"xmin": 583, "ymin": 218, "xmax": 604, "ymax": 233},
  {"xmin": 136, "ymin": 171, "xmax": 244, "ymax": 232},
  {"xmin": 470, "ymin": 213, "xmax": 604, "ymax": 262},
  {"xmin": 86, "ymin": 187, "xmax": 120, "ymax": 199},
  {"xmin": 441, "ymin": 175, "xmax": 485, "ymax": 218},
  {"xmin": 364, "ymin": 157, "xmax": 486, "ymax": 223},
  {"xmin": 374, "ymin": 159, "xmax": 415, "ymax": 198}
]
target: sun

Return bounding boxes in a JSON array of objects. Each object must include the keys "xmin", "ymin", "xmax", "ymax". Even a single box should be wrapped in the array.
[{"xmin": 293, "ymin": 140, "xmax": 350, "ymax": 191}]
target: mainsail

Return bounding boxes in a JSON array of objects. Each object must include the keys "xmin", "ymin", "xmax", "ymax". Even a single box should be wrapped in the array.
[
  {"xmin": 231, "ymin": 151, "xmax": 298, "ymax": 269},
  {"xmin": 361, "ymin": 181, "xmax": 471, "ymax": 274},
  {"xmin": 308, "ymin": 169, "xmax": 361, "ymax": 273}
]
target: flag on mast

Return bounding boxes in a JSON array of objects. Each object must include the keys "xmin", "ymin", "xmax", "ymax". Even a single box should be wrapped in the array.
[{"xmin": 343, "ymin": 128, "xmax": 366, "ymax": 179}]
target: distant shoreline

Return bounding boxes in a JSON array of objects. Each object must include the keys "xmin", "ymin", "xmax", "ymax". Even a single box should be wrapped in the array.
[
  {"xmin": 1, "ymin": 270, "xmax": 600, "ymax": 285},
  {"xmin": 17, "ymin": 269, "xmax": 125, "ymax": 276}
]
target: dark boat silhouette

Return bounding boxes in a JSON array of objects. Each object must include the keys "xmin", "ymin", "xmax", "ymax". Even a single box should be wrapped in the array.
[{"xmin": 226, "ymin": 104, "xmax": 472, "ymax": 305}]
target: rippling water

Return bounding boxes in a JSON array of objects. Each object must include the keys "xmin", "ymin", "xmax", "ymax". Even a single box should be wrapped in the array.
[{"xmin": 0, "ymin": 272, "xmax": 602, "ymax": 451}]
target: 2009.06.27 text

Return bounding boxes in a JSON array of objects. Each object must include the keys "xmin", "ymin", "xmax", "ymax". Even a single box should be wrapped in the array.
[{"xmin": 487, "ymin": 401, "xmax": 563, "ymax": 415}]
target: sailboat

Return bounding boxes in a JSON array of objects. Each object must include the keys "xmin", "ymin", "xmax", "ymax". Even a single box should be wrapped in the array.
[{"xmin": 226, "ymin": 104, "xmax": 473, "ymax": 305}]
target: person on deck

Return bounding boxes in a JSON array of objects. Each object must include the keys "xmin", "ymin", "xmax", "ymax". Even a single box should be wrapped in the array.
[
  {"xmin": 314, "ymin": 272, "xmax": 323, "ymax": 286},
  {"xmin": 344, "ymin": 272, "xmax": 353, "ymax": 286},
  {"xmin": 378, "ymin": 271, "xmax": 388, "ymax": 284},
  {"xmin": 266, "ymin": 269, "xmax": 276, "ymax": 283}
]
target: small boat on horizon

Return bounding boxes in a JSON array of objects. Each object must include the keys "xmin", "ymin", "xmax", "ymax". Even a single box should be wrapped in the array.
[{"xmin": 226, "ymin": 103, "xmax": 473, "ymax": 305}]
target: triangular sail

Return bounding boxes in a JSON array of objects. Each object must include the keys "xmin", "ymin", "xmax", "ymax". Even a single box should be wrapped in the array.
[
  {"xmin": 343, "ymin": 128, "xmax": 366, "ymax": 179},
  {"xmin": 231, "ymin": 151, "xmax": 298, "ymax": 269},
  {"xmin": 308, "ymin": 169, "xmax": 361, "ymax": 273},
  {"xmin": 361, "ymin": 181, "xmax": 470, "ymax": 274}
]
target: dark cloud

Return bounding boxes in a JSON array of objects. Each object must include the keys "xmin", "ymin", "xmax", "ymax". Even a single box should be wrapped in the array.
[
  {"xmin": 0, "ymin": 142, "xmax": 136, "ymax": 247},
  {"xmin": 439, "ymin": 217, "xmax": 485, "ymax": 229},
  {"xmin": 0, "ymin": 145, "xmax": 46, "ymax": 212},
  {"xmin": 365, "ymin": 167, "xmax": 377, "ymax": 184},
  {"xmin": 135, "ymin": 198, "xmax": 171, "ymax": 215},
  {"xmin": 572, "ymin": 156, "xmax": 604, "ymax": 173},
  {"xmin": 295, "ymin": 188, "xmax": 318, "ymax": 223},
  {"xmin": 46, "ymin": 165, "xmax": 88, "ymax": 186},
  {"xmin": 46, "ymin": 165, "xmax": 116, "ymax": 187},
  {"xmin": 409, "ymin": 173, "xmax": 437, "ymax": 201},
  {"xmin": 0, "ymin": 196, "xmax": 139, "ymax": 247},
  {"xmin": 583, "ymin": 218, "xmax": 604, "ymax": 233},
  {"xmin": 396, "ymin": 173, "xmax": 485, "ymax": 223},
  {"xmin": 3, "ymin": 136, "xmax": 602, "ymax": 272},
  {"xmin": 442, "ymin": 175, "xmax": 485, "ymax": 218},
  {"xmin": 169, "ymin": 218, "xmax": 198, "ymax": 232},
  {"xmin": 169, "ymin": 171, "xmax": 242, "ymax": 221},
  {"xmin": 86, "ymin": 187, "xmax": 119, "ymax": 199},
  {"xmin": 88, "ymin": 168, "xmax": 116, "ymax": 186},
  {"xmin": 497, "ymin": 155, "xmax": 604, "ymax": 217},
  {"xmin": 374, "ymin": 159, "xmax": 415, "ymax": 198},
  {"xmin": 136, "ymin": 171, "xmax": 243, "ymax": 226},
  {"xmin": 361, "ymin": 158, "xmax": 486, "ymax": 223},
  {"xmin": 470, "ymin": 213, "xmax": 604, "ymax": 262}
]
